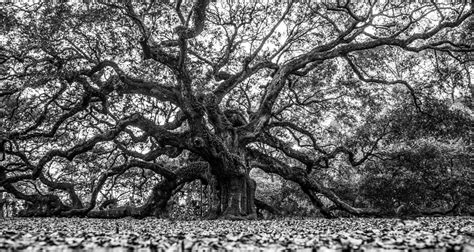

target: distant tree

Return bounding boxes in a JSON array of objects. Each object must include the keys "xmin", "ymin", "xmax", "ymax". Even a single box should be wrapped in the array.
[{"xmin": 0, "ymin": 1, "xmax": 472, "ymax": 219}]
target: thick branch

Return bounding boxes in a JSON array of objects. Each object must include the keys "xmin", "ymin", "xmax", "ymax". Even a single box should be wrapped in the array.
[
  {"xmin": 247, "ymin": 148, "xmax": 380, "ymax": 216},
  {"xmin": 175, "ymin": 0, "xmax": 211, "ymax": 39}
]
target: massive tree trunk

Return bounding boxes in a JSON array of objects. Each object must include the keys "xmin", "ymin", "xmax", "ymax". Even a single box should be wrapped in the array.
[
  {"xmin": 204, "ymin": 150, "xmax": 256, "ymax": 219},
  {"xmin": 186, "ymin": 104, "xmax": 258, "ymax": 219},
  {"xmin": 214, "ymin": 174, "xmax": 256, "ymax": 219}
]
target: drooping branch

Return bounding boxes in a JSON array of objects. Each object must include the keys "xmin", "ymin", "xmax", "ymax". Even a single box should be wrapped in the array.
[
  {"xmin": 10, "ymin": 157, "xmax": 196, "ymax": 217},
  {"xmin": 343, "ymin": 54, "xmax": 421, "ymax": 111},
  {"xmin": 258, "ymin": 123, "xmax": 385, "ymax": 173},
  {"xmin": 268, "ymin": 121, "xmax": 327, "ymax": 155},
  {"xmin": 247, "ymin": 148, "xmax": 380, "ymax": 216},
  {"xmin": 60, "ymin": 159, "xmax": 180, "ymax": 217},
  {"xmin": 302, "ymin": 187, "xmax": 334, "ymax": 218},
  {"xmin": 258, "ymin": 132, "xmax": 323, "ymax": 171},
  {"xmin": 87, "ymin": 161, "xmax": 211, "ymax": 218},
  {"xmin": 38, "ymin": 172, "xmax": 83, "ymax": 209},
  {"xmin": 1, "ymin": 114, "xmax": 145, "ymax": 185}
]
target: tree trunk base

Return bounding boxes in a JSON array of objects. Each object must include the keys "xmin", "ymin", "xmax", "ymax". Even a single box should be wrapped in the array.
[
  {"xmin": 211, "ymin": 174, "xmax": 257, "ymax": 219},
  {"xmin": 220, "ymin": 213, "xmax": 257, "ymax": 221}
]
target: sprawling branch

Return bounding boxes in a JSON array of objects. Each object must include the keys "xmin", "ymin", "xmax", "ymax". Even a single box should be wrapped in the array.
[
  {"xmin": 248, "ymin": 6, "xmax": 473, "ymax": 134},
  {"xmin": 247, "ymin": 148, "xmax": 380, "ymax": 216},
  {"xmin": 87, "ymin": 60, "xmax": 178, "ymax": 104},
  {"xmin": 1, "ymin": 114, "xmax": 145, "ymax": 185},
  {"xmin": 343, "ymin": 54, "xmax": 421, "ymax": 111},
  {"xmin": 87, "ymin": 161, "xmax": 210, "ymax": 218},
  {"xmin": 128, "ymin": 114, "xmax": 189, "ymax": 149},
  {"xmin": 268, "ymin": 121, "xmax": 327, "ymax": 155},
  {"xmin": 258, "ymin": 132, "xmax": 322, "ymax": 171},
  {"xmin": 39, "ymin": 172, "xmax": 83, "ymax": 209}
]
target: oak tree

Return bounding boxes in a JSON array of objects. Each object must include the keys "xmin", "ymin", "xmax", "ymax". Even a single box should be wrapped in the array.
[{"xmin": 0, "ymin": 1, "xmax": 472, "ymax": 218}]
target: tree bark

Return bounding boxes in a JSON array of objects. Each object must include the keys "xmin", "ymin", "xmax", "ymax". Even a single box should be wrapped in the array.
[
  {"xmin": 188, "ymin": 107, "xmax": 258, "ymax": 219},
  {"xmin": 216, "ymin": 174, "xmax": 256, "ymax": 219},
  {"xmin": 302, "ymin": 187, "xmax": 335, "ymax": 218}
]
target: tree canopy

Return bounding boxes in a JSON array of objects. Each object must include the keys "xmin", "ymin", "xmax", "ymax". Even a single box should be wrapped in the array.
[{"xmin": 0, "ymin": 1, "xmax": 472, "ymax": 219}]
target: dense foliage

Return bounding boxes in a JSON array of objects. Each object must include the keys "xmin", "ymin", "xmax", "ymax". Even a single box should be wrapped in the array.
[{"xmin": 0, "ymin": 1, "xmax": 472, "ymax": 219}]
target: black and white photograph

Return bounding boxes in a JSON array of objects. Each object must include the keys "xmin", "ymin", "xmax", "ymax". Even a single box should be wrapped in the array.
[{"xmin": 0, "ymin": 0, "xmax": 473, "ymax": 251}]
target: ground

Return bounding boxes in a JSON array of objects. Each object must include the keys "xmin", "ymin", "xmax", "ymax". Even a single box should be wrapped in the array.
[{"xmin": 0, "ymin": 217, "xmax": 473, "ymax": 251}]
